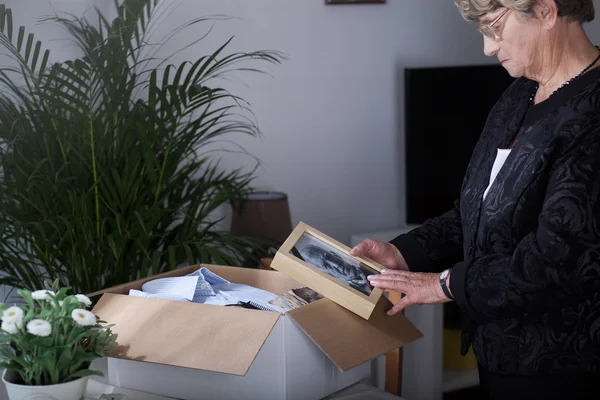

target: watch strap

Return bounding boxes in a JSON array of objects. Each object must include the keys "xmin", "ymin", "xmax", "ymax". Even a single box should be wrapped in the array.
[{"xmin": 440, "ymin": 269, "xmax": 454, "ymax": 300}]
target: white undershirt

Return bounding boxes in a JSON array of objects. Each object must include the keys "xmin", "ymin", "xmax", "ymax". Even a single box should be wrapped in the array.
[{"xmin": 483, "ymin": 149, "xmax": 511, "ymax": 200}]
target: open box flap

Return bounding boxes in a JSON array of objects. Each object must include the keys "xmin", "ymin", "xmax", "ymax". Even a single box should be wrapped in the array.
[
  {"xmin": 287, "ymin": 296, "xmax": 423, "ymax": 372},
  {"xmin": 92, "ymin": 293, "xmax": 281, "ymax": 376}
]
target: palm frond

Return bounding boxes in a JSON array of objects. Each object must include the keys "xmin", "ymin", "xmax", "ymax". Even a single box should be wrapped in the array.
[{"xmin": 0, "ymin": 0, "xmax": 285, "ymax": 294}]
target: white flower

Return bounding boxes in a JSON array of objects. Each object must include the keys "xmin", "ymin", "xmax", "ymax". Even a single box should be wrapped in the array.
[
  {"xmin": 1, "ymin": 320, "xmax": 20, "ymax": 334},
  {"xmin": 31, "ymin": 290, "xmax": 55, "ymax": 301},
  {"xmin": 2, "ymin": 306, "xmax": 24, "ymax": 325},
  {"xmin": 75, "ymin": 294, "xmax": 92, "ymax": 307},
  {"xmin": 26, "ymin": 319, "xmax": 52, "ymax": 337},
  {"xmin": 71, "ymin": 309, "xmax": 97, "ymax": 326}
]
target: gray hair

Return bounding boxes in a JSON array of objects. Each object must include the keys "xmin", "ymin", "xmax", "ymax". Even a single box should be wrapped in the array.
[{"xmin": 454, "ymin": 0, "xmax": 595, "ymax": 23}]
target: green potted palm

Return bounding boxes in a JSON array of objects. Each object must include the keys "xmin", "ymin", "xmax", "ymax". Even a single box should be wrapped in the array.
[
  {"xmin": 0, "ymin": 280, "xmax": 118, "ymax": 400},
  {"xmin": 0, "ymin": 0, "xmax": 284, "ymax": 296}
]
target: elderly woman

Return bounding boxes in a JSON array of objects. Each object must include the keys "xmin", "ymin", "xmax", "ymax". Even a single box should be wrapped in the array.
[{"xmin": 350, "ymin": 0, "xmax": 600, "ymax": 398}]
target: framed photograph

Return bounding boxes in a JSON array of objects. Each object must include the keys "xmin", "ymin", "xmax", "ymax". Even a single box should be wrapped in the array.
[
  {"xmin": 271, "ymin": 221, "xmax": 385, "ymax": 320},
  {"xmin": 325, "ymin": 0, "xmax": 386, "ymax": 4}
]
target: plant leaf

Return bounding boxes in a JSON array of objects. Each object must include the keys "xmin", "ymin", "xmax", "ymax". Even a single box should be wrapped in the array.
[{"xmin": 0, "ymin": 0, "xmax": 283, "ymax": 297}]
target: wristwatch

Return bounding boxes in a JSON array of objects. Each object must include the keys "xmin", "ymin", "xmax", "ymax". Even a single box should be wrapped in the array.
[{"xmin": 440, "ymin": 269, "xmax": 453, "ymax": 300}]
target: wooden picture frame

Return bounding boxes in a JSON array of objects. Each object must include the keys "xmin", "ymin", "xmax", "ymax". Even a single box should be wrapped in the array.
[
  {"xmin": 271, "ymin": 221, "xmax": 385, "ymax": 320},
  {"xmin": 325, "ymin": 0, "xmax": 386, "ymax": 4}
]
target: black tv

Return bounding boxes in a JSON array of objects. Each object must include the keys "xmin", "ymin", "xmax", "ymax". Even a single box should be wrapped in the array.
[{"xmin": 404, "ymin": 64, "xmax": 515, "ymax": 224}]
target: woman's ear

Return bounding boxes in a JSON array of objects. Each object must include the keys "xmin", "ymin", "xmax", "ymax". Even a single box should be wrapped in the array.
[{"xmin": 534, "ymin": 0, "xmax": 559, "ymax": 29}]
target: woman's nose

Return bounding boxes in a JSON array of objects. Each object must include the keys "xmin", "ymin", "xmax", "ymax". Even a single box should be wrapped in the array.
[{"xmin": 483, "ymin": 35, "xmax": 500, "ymax": 57}]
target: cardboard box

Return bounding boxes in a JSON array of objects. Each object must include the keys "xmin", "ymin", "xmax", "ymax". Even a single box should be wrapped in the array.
[{"xmin": 91, "ymin": 264, "xmax": 422, "ymax": 400}]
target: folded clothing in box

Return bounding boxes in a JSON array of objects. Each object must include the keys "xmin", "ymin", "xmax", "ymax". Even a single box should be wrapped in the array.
[{"xmin": 128, "ymin": 266, "xmax": 280, "ymax": 311}]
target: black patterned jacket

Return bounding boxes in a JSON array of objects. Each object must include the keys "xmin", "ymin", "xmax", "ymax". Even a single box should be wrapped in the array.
[{"xmin": 391, "ymin": 67, "xmax": 600, "ymax": 375}]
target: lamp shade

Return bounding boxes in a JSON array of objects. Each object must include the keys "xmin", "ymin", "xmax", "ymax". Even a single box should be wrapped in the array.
[{"xmin": 230, "ymin": 191, "xmax": 293, "ymax": 245}]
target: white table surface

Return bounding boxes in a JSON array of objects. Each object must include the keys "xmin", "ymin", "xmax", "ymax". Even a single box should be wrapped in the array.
[{"xmin": 0, "ymin": 358, "xmax": 404, "ymax": 400}]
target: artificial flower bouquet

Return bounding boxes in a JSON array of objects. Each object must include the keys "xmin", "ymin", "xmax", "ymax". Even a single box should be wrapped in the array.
[{"xmin": 0, "ymin": 280, "xmax": 118, "ymax": 386}]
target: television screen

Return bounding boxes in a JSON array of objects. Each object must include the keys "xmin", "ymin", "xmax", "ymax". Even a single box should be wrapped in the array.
[{"xmin": 404, "ymin": 64, "xmax": 515, "ymax": 224}]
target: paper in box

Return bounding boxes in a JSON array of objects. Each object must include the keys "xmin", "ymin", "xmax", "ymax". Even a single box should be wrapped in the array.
[{"xmin": 90, "ymin": 264, "xmax": 422, "ymax": 400}]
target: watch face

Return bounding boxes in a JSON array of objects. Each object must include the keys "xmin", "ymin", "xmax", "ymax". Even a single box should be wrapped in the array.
[{"xmin": 440, "ymin": 270, "xmax": 449, "ymax": 279}]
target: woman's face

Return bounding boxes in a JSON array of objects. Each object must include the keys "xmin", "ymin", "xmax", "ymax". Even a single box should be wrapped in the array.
[{"xmin": 480, "ymin": 7, "xmax": 545, "ymax": 78}]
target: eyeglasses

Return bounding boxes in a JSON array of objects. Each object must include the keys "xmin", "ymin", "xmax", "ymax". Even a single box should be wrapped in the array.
[{"xmin": 478, "ymin": 8, "xmax": 511, "ymax": 41}]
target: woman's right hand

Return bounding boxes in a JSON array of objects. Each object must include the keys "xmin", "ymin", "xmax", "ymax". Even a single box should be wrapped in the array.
[{"xmin": 350, "ymin": 239, "xmax": 409, "ymax": 271}]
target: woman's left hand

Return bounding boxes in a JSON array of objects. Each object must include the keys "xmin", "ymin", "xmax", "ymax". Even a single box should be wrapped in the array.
[{"xmin": 368, "ymin": 270, "xmax": 452, "ymax": 316}]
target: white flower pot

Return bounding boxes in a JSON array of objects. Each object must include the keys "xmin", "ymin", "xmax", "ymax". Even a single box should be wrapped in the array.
[{"xmin": 2, "ymin": 369, "xmax": 88, "ymax": 400}]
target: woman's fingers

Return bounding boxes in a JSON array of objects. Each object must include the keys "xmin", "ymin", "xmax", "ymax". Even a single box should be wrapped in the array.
[
  {"xmin": 368, "ymin": 270, "xmax": 409, "ymax": 283},
  {"xmin": 368, "ymin": 279, "xmax": 397, "ymax": 291},
  {"xmin": 350, "ymin": 238, "xmax": 380, "ymax": 258},
  {"xmin": 368, "ymin": 269, "xmax": 411, "ymax": 293},
  {"xmin": 366, "ymin": 270, "xmax": 449, "ymax": 315},
  {"xmin": 387, "ymin": 296, "xmax": 412, "ymax": 316},
  {"xmin": 368, "ymin": 276, "xmax": 409, "ymax": 293}
]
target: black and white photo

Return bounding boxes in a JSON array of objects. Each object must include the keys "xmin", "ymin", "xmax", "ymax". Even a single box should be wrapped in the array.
[
  {"xmin": 291, "ymin": 287, "xmax": 323, "ymax": 304},
  {"xmin": 290, "ymin": 232, "xmax": 378, "ymax": 296}
]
